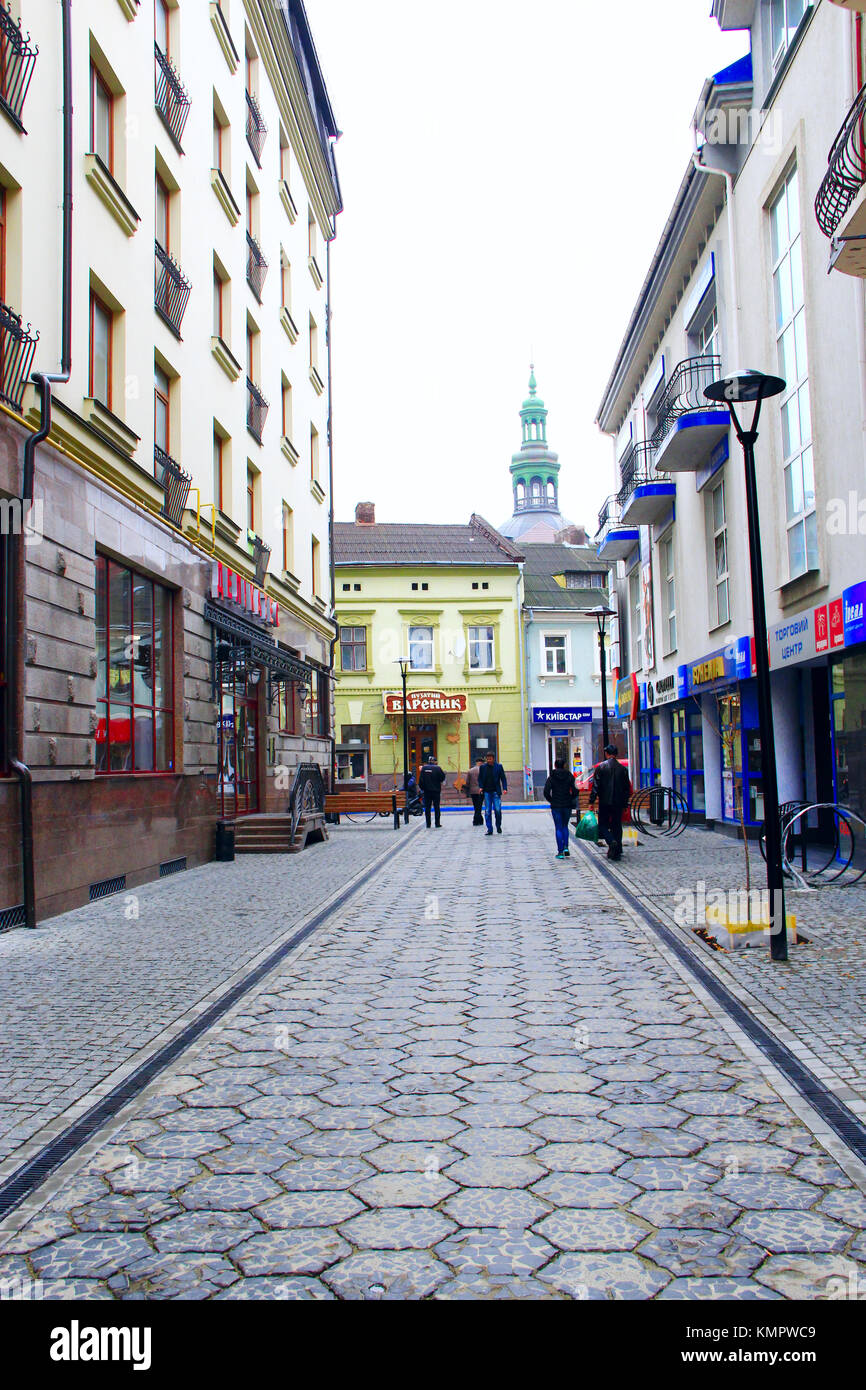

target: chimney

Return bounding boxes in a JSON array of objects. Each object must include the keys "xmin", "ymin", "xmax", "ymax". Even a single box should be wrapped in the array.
[
  {"xmin": 355, "ymin": 502, "xmax": 375, "ymax": 525},
  {"xmin": 557, "ymin": 524, "xmax": 587, "ymax": 545}
]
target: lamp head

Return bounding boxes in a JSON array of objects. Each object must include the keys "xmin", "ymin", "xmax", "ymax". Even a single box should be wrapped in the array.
[{"xmin": 704, "ymin": 370, "xmax": 786, "ymax": 405}]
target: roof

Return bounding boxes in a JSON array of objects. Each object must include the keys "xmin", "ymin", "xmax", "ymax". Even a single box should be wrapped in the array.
[
  {"xmin": 333, "ymin": 514, "xmax": 524, "ymax": 567},
  {"xmin": 522, "ymin": 542, "xmax": 611, "ymax": 611}
]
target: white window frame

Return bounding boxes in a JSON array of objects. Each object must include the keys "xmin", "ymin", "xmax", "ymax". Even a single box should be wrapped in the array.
[
  {"xmin": 468, "ymin": 624, "xmax": 495, "ymax": 671},
  {"xmin": 408, "ymin": 624, "xmax": 434, "ymax": 671},
  {"xmin": 662, "ymin": 532, "xmax": 677, "ymax": 655},
  {"xmin": 770, "ymin": 164, "xmax": 816, "ymax": 581},
  {"xmin": 769, "ymin": 0, "xmax": 808, "ymax": 75},
  {"xmin": 711, "ymin": 480, "xmax": 730, "ymax": 628},
  {"xmin": 542, "ymin": 632, "xmax": 568, "ymax": 676},
  {"xmin": 629, "ymin": 566, "xmax": 643, "ymax": 673}
]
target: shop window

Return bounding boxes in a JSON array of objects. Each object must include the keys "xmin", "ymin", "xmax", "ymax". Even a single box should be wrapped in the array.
[
  {"xmin": 306, "ymin": 667, "xmax": 329, "ymax": 738},
  {"xmin": 409, "ymin": 625, "xmax": 433, "ymax": 671},
  {"xmin": 338, "ymin": 724, "xmax": 369, "ymax": 783},
  {"xmin": 718, "ymin": 691, "xmax": 762, "ymax": 825},
  {"xmin": 638, "ymin": 713, "xmax": 661, "ymax": 790},
  {"xmin": 831, "ymin": 655, "xmax": 866, "ymax": 820},
  {"xmin": 468, "ymin": 625, "xmax": 494, "ymax": 671},
  {"xmin": 672, "ymin": 706, "xmax": 705, "ymax": 812},
  {"xmin": 278, "ymin": 681, "xmax": 298, "ymax": 735},
  {"xmin": 340, "ymin": 625, "xmax": 367, "ymax": 672},
  {"xmin": 95, "ymin": 555, "xmax": 174, "ymax": 773},
  {"xmin": 469, "ymin": 723, "xmax": 498, "ymax": 765},
  {"xmin": 543, "ymin": 634, "xmax": 567, "ymax": 675}
]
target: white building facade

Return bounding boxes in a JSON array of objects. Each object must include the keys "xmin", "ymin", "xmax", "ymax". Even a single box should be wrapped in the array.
[{"xmin": 596, "ymin": 0, "xmax": 866, "ymax": 833}]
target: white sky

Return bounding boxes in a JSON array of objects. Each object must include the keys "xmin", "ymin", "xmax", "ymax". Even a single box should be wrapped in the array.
[{"xmin": 304, "ymin": 1, "xmax": 746, "ymax": 532}]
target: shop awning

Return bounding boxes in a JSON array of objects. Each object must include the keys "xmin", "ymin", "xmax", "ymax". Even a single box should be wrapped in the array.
[{"xmin": 206, "ymin": 601, "xmax": 313, "ymax": 683}]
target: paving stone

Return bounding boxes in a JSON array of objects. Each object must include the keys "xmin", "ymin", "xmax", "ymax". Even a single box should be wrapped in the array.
[
  {"xmin": 443, "ymin": 1156, "xmax": 546, "ymax": 1189},
  {"xmin": 215, "ymin": 1276, "xmax": 335, "ymax": 1300},
  {"xmin": 30, "ymin": 1233, "xmax": 153, "ymax": 1280},
  {"xmin": 754, "ymin": 1253, "xmax": 866, "ymax": 1299},
  {"xmin": 373, "ymin": 1116, "xmax": 465, "ymax": 1144},
  {"xmin": 274, "ymin": 1157, "xmax": 374, "ymax": 1191},
  {"xmin": 178, "ymin": 1175, "xmax": 283, "ymax": 1211},
  {"xmin": 364, "ymin": 1142, "xmax": 461, "ymax": 1173},
  {"xmin": 630, "ymin": 1191, "xmax": 740, "ymax": 1230},
  {"xmin": 255, "ymin": 1190, "xmax": 365, "ymax": 1229},
  {"xmin": 615, "ymin": 1158, "xmax": 720, "ymax": 1191},
  {"xmin": 442, "ymin": 1189, "xmax": 550, "ymax": 1229},
  {"xmin": 612, "ymin": 1128, "xmax": 705, "ymax": 1158},
  {"xmin": 434, "ymin": 1227, "xmax": 555, "ymax": 1277},
  {"xmin": 713, "ymin": 1174, "xmax": 822, "ymax": 1210},
  {"xmin": 321, "ymin": 1250, "xmax": 452, "ymax": 1300},
  {"xmin": 636, "ymin": 1229, "xmax": 767, "ymax": 1278},
  {"xmin": 433, "ymin": 1275, "xmax": 559, "ymax": 1299},
  {"xmin": 70, "ymin": 1194, "xmax": 180, "ymax": 1231},
  {"xmin": 537, "ymin": 1252, "xmax": 670, "ymax": 1300},
  {"xmin": 149, "ymin": 1210, "xmax": 262, "ymax": 1253},
  {"xmin": 232, "ymin": 1228, "xmax": 350, "ymax": 1277},
  {"xmin": 531, "ymin": 1173, "xmax": 640, "ymax": 1208},
  {"xmin": 338, "ymin": 1208, "xmax": 457, "ymax": 1250},
  {"xmin": 137, "ymin": 1131, "xmax": 230, "ymax": 1160},
  {"xmin": 657, "ymin": 1277, "xmax": 780, "ymax": 1299},
  {"xmin": 111, "ymin": 1252, "xmax": 238, "ymax": 1300},
  {"xmin": 732, "ymin": 1210, "xmax": 852, "ymax": 1254},
  {"xmin": 351, "ymin": 1171, "xmax": 457, "ymax": 1208},
  {"xmin": 534, "ymin": 1209, "xmax": 647, "ymax": 1252}
]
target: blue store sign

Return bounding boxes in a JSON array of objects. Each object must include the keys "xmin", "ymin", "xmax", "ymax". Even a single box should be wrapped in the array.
[
  {"xmin": 532, "ymin": 707, "xmax": 593, "ymax": 724},
  {"xmin": 843, "ymin": 581, "xmax": 866, "ymax": 648}
]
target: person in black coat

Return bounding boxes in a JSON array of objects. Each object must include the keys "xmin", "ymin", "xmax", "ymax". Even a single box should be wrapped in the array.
[
  {"xmin": 589, "ymin": 744, "xmax": 632, "ymax": 859},
  {"xmin": 478, "ymin": 752, "xmax": 507, "ymax": 834},
  {"xmin": 543, "ymin": 758, "xmax": 578, "ymax": 858},
  {"xmin": 419, "ymin": 757, "xmax": 446, "ymax": 828}
]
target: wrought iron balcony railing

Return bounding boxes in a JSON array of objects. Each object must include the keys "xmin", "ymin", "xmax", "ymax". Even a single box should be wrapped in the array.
[
  {"xmin": 247, "ymin": 378, "xmax": 269, "ymax": 444},
  {"xmin": 245, "ymin": 89, "xmax": 268, "ymax": 166},
  {"xmin": 154, "ymin": 42, "xmax": 190, "ymax": 149},
  {"xmin": 0, "ymin": 2, "xmax": 37, "ymax": 130},
  {"xmin": 815, "ymin": 79, "xmax": 866, "ymax": 240},
  {"xmin": 251, "ymin": 533, "xmax": 271, "ymax": 585},
  {"xmin": 0, "ymin": 301, "xmax": 38, "ymax": 413},
  {"xmin": 617, "ymin": 441, "xmax": 658, "ymax": 506},
  {"xmin": 154, "ymin": 241, "xmax": 192, "ymax": 337},
  {"xmin": 596, "ymin": 495, "xmax": 619, "ymax": 537},
  {"xmin": 154, "ymin": 445, "xmax": 192, "ymax": 528},
  {"xmin": 650, "ymin": 354, "xmax": 723, "ymax": 450},
  {"xmin": 246, "ymin": 232, "xmax": 269, "ymax": 303},
  {"xmin": 514, "ymin": 494, "xmax": 557, "ymax": 513}
]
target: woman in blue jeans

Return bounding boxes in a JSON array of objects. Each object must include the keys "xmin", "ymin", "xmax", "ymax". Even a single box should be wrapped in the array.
[{"xmin": 543, "ymin": 758, "xmax": 578, "ymax": 859}]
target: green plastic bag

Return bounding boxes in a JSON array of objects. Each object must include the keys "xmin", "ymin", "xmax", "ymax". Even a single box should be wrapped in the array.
[{"xmin": 574, "ymin": 811, "xmax": 598, "ymax": 842}]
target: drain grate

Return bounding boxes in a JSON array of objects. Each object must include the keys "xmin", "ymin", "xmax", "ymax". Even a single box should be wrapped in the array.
[
  {"xmin": 159, "ymin": 857, "xmax": 187, "ymax": 878},
  {"xmin": 0, "ymin": 904, "xmax": 26, "ymax": 932},
  {"xmin": 88, "ymin": 875, "xmax": 126, "ymax": 902}
]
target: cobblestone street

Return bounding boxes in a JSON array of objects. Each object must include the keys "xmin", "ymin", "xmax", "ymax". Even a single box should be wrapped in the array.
[{"xmin": 1, "ymin": 811, "xmax": 865, "ymax": 1300}]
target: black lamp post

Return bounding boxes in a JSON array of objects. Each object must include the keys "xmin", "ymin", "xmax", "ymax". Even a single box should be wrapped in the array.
[
  {"xmin": 704, "ymin": 369, "xmax": 788, "ymax": 963},
  {"xmin": 590, "ymin": 605, "xmax": 616, "ymax": 757},
  {"xmin": 395, "ymin": 657, "xmax": 410, "ymax": 825}
]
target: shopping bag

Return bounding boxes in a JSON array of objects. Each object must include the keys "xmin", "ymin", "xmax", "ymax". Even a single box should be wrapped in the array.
[{"xmin": 574, "ymin": 811, "xmax": 598, "ymax": 842}]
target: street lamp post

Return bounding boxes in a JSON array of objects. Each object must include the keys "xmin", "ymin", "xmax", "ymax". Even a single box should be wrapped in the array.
[
  {"xmin": 395, "ymin": 657, "xmax": 410, "ymax": 825},
  {"xmin": 590, "ymin": 606, "xmax": 616, "ymax": 757},
  {"xmin": 704, "ymin": 369, "xmax": 788, "ymax": 963}
]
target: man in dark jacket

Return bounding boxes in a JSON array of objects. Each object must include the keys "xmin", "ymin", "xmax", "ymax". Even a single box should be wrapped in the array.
[
  {"xmin": 589, "ymin": 744, "xmax": 632, "ymax": 860},
  {"xmin": 419, "ymin": 756, "xmax": 446, "ymax": 828},
  {"xmin": 479, "ymin": 751, "xmax": 507, "ymax": 835},
  {"xmin": 543, "ymin": 758, "xmax": 578, "ymax": 859}
]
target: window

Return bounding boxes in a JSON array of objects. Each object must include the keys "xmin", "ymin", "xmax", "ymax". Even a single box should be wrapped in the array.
[
  {"xmin": 411, "ymin": 583, "xmax": 429, "ymax": 592},
  {"xmin": 543, "ymin": 634, "xmax": 567, "ymax": 676},
  {"xmin": 695, "ymin": 300, "xmax": 720, "ymax": 360},
  {"xmin": 89, "ymin": 293, "xmax": 112, "ymax": 408},
  {"xmin": 281, "ymin": 378, "xmax": 292, "ymax": 441},
  {"xmin": 213, "ymin": 431, "xmax": 226, "ymax": 512},
  {"xmin": 338, "ymin": 725, "xmax": 369, "ymax": 783},
  {"xmin": 711, "ymin": 480, "xmax": 729, "ymax": 627},
  {"xmin": 770, "ymin": 0, "xmax": 807, "ymax": 73},
  {"xmin": 771, "ymin": 165, "xmax": 816, "ymax": 580},
  {"xmin": 213, "ymin": 104, "xmax": 228, "ymax": 175},
  {"xmin": 279, "ymin": 130, "xmax": 291, "ymax": 187},
  {"xmin": 309, "ymin": 314, "xmax": 318, "ymax": 368},
  {"xmin": 468, "ymin": 625, "xmax": 495, "ymax": 671},
  {"xmin": 629, "ymin": 567, "xmax": 642, "ymax": 672},
  {"xmin": 155, "ymin": 0, "xmax": 170, "ymax": 56},
  {"xmin": 638, "ymin": 713, "xmax": 661, "ymax": 790},
  {"xmin": 213, "ymin": 266, "xmax": 225, "ymax": 339},
  {"xmin": 469, "ymin": 723, "xmax": 498, "ymax": 764},
  {"xmin": 409, "ymin": 625, "xmax": 433, "ymax": 670},
  {"xmin": 282, "ymin": 502, "xmax": 293, "ymax": 572},
  {"xmin": 662, "ymin": 533, "xmax": 676, "ymax": 654},
  {"xmin": 280, "ymin": 253, "xmax": 291, "ymax": 311},
  {"xmin": 310, "ymin": 424, "xmax": 319, "ymax": 483},
  {"xmin": 155, "ymin": 173, "xmax": 170, "ymax": 251},
  {"xmin": 154, "ymin": 364, "xmax": 170, "ymax": 454},
  {"xmin": 306, "ymin": 666, "xmax": 329, "ymax": 738},
  {"xmin": 91, "ymin": 65, "xmax": 114, "ymax": 172},
  {"xmin": 565, "ymin": 571, "xmax": 606, "ymax": 589},
  {"xmin": 340, "ymin": 626, "xmax": 367, "ymax": 672},
  {"xmin": 95, "ymin": 555, "xmax": 174, "ymax": 773},
  {"xmin": 672, "ymin": 707, "xmax": 705, "ymax": 812},
  {"xmin": 246, "ymin": 465, "xmax": 255, "ymax": 532},
  {"xmin": 719, "ymin": 691, "xmax": 763, "ymax": 824},
  {"xmin": 308, "ymin": 207, "xmax": 317, "ymax": 261},
  {"xmin": 311, "ymin": 536, "xmax": 321, "ymax": 597},
  {"xmin": 278, "ymin": 681, "xmax": 298, "ymax": 735}
]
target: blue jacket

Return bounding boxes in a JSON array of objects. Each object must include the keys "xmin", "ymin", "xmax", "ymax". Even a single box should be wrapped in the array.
[{"xmin": 478, "ymin": 761, "xmax": 507, "ymax": 795}]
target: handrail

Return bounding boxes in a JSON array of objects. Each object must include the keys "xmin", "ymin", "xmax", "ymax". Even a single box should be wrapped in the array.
[
  {"xmin": 245, "ymin": 88, "xmax": 268, "ymax": 166},
  {"xmin": 596, "ymin": 494, "xmax": 619, "ymax": 536},
  {"xmin": 154, "ymin": 444, "xmax": 192, "ymax": 527},
  {"xmin": 0, "ymin": 301, "xmax": 38, "ymax": 412},
  {"xmin": 246, "ymin": 377, "xmax": 269, "ymax": 443},
  {"xmin": 0, "ymin": 2, "xmax": 38, "ymax": 130},
  {"xmin": 154, "ymin": 42, "xmax": 190, "ymax": 148},
  {"xmin": 617, "ymin": 440, "xmax": 658, "ymax": 505},
  {"xmin": 651, "ymin": 354, "xmax": 723, "ymax": 449},
  {"xmin": 289, "ymin": 761, "xmax": 325, "ymax": 841},
  {"xmin": 816, "ymin": 79, "xmax": 866, "ymax": 240},
  {"xmin": 154, "ymin": 240, "xmax": 192, "ymax": 336},
  {"xmin": 246, "ymin": 230, "xmax": 269, "ymax": 303}
]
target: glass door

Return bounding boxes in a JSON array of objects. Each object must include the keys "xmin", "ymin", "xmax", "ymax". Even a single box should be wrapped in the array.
[
  {"xmin": 409, "ymin": 724, "xmax": 437, "ymax": 783},
  {"xmin": 217, "ymin": 648, "xmax": 261, "ymax": 818}
]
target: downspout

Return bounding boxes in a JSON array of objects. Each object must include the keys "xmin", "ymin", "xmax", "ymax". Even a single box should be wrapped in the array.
[
  {"xmin": 9, "ymin": 0, "xmax": 73, "ymax": 927},
  {"xmin": 516, "ymin": 567, "xmax": 528, "ymax": 799},
  {"xmin": 522, "ymin": 602, "xmax": 533, "ymax": 800},
  {"xmin": 325, "ymin": 225, "xmax": 337, "ymax": 792}
]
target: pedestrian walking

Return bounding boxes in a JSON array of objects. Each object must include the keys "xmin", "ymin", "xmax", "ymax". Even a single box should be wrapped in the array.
[
  {"xmin": 543, "ymin": 757, "xmax": 578, "ymax": 859},
  {"xmin": 419, "ymin": 755, "xmax": 446, "ymax": 828},
  {"xmin": 589, "ymin": 744, "xmax": 631, "ymax": 860},
  {"xmin": 479, "ymin": 751, "xmax": 507, "ymax": 835},
  {"xmin": 463, "ymin": 759, "xmax": 485, "ymax": 826}
]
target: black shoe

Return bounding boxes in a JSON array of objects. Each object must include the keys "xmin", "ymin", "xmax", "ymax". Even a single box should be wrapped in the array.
[
  {"xmin": 563, "ymin": 850, "xmax": 570, "ymax": 857},
  {"xmin": 435, "ymin": 823, "xmax": 442, "ymax": 828},
  {"xmin": 496, "ymin": 826, "xmax": 502, "ymax": 834},
  {"xmin": 486, "ymin": 830, "xmax": 493, "ymax": 836}
]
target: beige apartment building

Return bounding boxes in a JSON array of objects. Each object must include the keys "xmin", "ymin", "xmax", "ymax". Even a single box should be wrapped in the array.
[
  {"xmin": 0, "ymin": 0, "xmax": 341, "ymax": 923},
  {"xmin": 596, "ymin": 0, "xmax": 866, "ymax": 834}
]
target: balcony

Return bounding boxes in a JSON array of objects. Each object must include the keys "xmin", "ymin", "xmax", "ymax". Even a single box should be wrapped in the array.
[
  {"xmin": 815, "ymin": 79, "xmax": 866, "ymax": 276},
  {"xmin": 651, "ymin": 354, "xmax": 729, "ymax": 472},
  {"xmin": 0, "ymin": 301, "xmax": 38, "ymax": 412},
  {"xmin": 250, "ymin": 533, "xmax": 271, "ymax": 584},
  {"xmin": 514, "ymin": 494, "xmax": 558, "ymax": 514},
  {"xmin": 0, "ymin": 3, "xmax": 37, "ymax": 131},
  {"xmin": 617, "ymin": 440, "xmax": 676, "ymax": 526},
  {"xmin": 154, "ymin": 241, "xmax": 192, "ymax": 337},
  {"xmin": 154, "ymin": 42, "xmax": 190, "ymax": 150},
  {"xmin": 246, "ymin": 232, "xmax": 268, "ymax": 303},
  {"xmin": 245, "ymin": 89, "xmax": 267, "ymax": 167},
  {"xmin": 595, "ymin": 495, "xmax": 639, "ymax": 563},
  {"xmin": 154, "ymin": 445, "xmax": 192, "ymax": 528},
  {"xmin": 247, "ymin": 378, "xmax": 269, "ymax": 444}
]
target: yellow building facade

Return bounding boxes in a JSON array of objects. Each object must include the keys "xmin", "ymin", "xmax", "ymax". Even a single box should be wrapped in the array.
[{"xmin": 334, "ymin": 509, "xmax": 526, "ymax": 795}]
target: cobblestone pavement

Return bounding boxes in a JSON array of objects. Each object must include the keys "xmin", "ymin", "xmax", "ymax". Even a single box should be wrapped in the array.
[
  {"xmin": 592, "ymin": 827, "xmax": 866, "ymax": 1121},
  {"xmin": 0, "ymin": 824, "xmax": 401, "ymax": 1172},
  {"xmin": 1, "ymin": 811, "xmax": 865, "ymax": 1300}
]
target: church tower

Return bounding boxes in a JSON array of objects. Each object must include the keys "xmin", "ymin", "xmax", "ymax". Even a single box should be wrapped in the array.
[{"xmin": 499, "ymin": 366, "xmax": 569, "ymax": 541}]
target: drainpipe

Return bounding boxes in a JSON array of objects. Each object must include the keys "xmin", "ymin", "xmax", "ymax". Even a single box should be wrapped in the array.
[
  {"xmin": 516, "ymin": 572, "xmax": 529, "ymax": 799},
  {"xmin": 9, "ymin": 0, "xmax": 73, "ymax": 927},
  {"xmin": 325, "ymin": 226, "xmax": 337, "ymax": 793},
  {"xmin": 522, "ymin": 602, "xmax": 533, "ymax": 799}
]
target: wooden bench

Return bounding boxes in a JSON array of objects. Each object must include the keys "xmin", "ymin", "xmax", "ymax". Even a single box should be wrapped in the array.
[{"xmin": 324, "ymin": 792, "xmax": 401, "ymax": 828}]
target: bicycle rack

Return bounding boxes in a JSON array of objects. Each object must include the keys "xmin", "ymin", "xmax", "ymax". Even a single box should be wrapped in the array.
[
  {"xmin": 628, "ymin": 785, "xmax": 689, "ymax": 838},
  {"xmin": 759, "ymin": 801, "xmax": 866, "ymax": 889}
]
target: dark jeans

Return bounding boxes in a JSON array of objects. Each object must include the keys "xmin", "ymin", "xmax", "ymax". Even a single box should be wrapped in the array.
[
  {"xmin": 423, "ymin": 791, "xmax": 441, "ymax": 827},
  {"xmin": 471, "ymin": 793, "xmax": 484, "ymax": 826},
  {"xmin": 598, "ymin": 804, "xmax": 623, "ymax": 855},
  {"xmin": 551, "ymin": 806, "xmax": 571, "ymax": 853}
]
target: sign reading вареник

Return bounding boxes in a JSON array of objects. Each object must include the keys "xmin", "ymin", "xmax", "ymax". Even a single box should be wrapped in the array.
[{"xmin": 383, "ymin": 691, "xmax": 468, "ymax": 715}]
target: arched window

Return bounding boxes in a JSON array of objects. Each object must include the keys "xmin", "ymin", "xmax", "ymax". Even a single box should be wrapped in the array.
[
  {"xmin": 546, "ymin": 479, "xmax": 556, "ymax": 503},
  {"xmin": 530, "ymin": 477, "xmax": 542, "ymax": 505}
]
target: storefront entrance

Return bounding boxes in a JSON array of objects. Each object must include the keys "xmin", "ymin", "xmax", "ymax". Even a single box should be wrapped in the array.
[
  {"xmin": 547, "ymin": 732, "xmax": 584, "ymax": 780},
  {"xmin": 409, "ymin": 724, "xmax": 437, "ymax": 782},
  {"xmin": 831, "ymin": 650, "xmax": 866, "ymax": 819},
  {"xmin": 219, "ymin": 687, "xmax": 260, "ymax": 817}
]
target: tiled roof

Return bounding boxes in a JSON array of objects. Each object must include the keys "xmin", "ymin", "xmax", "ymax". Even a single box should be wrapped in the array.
[
  {"xmin": 522, "ymin": 542, "xmax": 611, "ymax": 610},
  {"xmin": 334, "ymin": 514, "xmax": 523, "ymax": 567}
]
